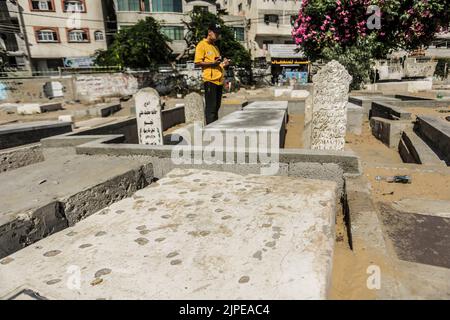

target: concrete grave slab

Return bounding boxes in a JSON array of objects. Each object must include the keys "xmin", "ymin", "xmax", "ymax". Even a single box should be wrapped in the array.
[
  {"xmin": 0, "ymin": 168, "xmax": 338, "ymax": 300},
  {"xmin": 244, "ymin": 101, "xmax": 289, "ymax": 111},
  {"xmin": 399, "ymin": 129, "xmax": 446, "ymax": 166},
  {"xmin": 0, "ymin": 121, "xmax": 72, "ymax": 150},
  {"xmin": 415, "ymin": 116, "xmax": 450, "ymax": 165},
  {"xmin": 203, "ymin": 110, "xmax": 287, "ymax": 149},
  {"xmin": 16, "ymin": 104, "xmax": 42, "ymax": 115},
  {"xmin": 379, "ymin": 202, "xmax": 450, "ymax": 269},
  {"xmin": 0, "ymin": 152, "xmax": 153, "ymax": 258}
]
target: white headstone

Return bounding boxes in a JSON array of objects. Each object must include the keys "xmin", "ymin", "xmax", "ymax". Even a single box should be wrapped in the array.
[
  {"xmin": 184, "ymin": 92, "xmax": 205, "ymax": 125},
  {"xmin": 135, "ymin": 88, "xmax": 163, "ymax": 146},
  {"xmin": 310, "ymin": 60, "xmax": 352, "ymax": 151}
]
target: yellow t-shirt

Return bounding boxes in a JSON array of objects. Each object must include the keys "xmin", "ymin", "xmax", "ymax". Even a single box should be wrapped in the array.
[{"xmin": 194, "ymin": 39, "xmax": 224, "ymax": 86}]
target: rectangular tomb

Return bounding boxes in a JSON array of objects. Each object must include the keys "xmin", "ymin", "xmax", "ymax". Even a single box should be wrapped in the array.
[
  {"xmin": 0, "ymin": 121, "xmax": 72, "ymax": 150},
  {"xmin": 0, "ymin": 168, "xmax": 338, "ymax": 300},
  {"xmin": 244, "ymin": 101, "xmax": 289, "ymax": 111},
  {"xmin": 202, "ymin": 109, "xmax": 287, "ymax": 149}
]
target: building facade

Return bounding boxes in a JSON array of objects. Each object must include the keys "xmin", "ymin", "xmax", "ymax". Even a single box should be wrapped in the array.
[
  {"xmin": 2, "ymin": 0, "xmax": 108, "ymax": 73},
  {"xmin": 218, "ymin": 0, "xmax": 301, "ymax": 60},
  {"xmin": 113, "ymin": 0, "xmax": 218, "ymax": 57}
]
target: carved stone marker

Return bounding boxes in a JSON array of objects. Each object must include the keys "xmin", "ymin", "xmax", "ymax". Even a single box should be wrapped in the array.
[
  {"xmin": 184, "ymin": 92, "xmax": 205, "ymax": 125},
  {"xmin": 310, "ymin": 60, "xmax": 352, "ymax": 151},
  {"xmin": 135, "ymin": 88, "xmax": 163, "ymax": 145}
]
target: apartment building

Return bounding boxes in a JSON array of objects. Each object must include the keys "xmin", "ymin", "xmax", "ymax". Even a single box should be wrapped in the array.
[
  {"xmin": 218, "ymin": 0, "xmax": 301, "ymax": 59},
  {"xmin": 113, "ymin": 0, "xmax": 218, "ymax": 57},
  {"xmin": 2, "ymin": 0, "xmax": 108, "ymax": 72}
]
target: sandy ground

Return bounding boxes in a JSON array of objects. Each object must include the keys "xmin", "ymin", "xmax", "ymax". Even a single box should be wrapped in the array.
[
  {"xmin": 345, "ymin": 119, "xmax": 403, "ymax": 164},
  {"xmin": 284, "ymin": 114, "xmax": 304, "ymax": 149}
]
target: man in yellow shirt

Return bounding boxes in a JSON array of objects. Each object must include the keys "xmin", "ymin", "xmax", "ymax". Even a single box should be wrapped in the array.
[{"xmin": 194, "ymin": 23, "xmax": 230, "ymax": 124}]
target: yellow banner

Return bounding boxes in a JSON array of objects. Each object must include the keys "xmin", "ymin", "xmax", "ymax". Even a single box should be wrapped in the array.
[{"xmin": 272, "ymin": 59, "xmax": 310, "ymax": 65}]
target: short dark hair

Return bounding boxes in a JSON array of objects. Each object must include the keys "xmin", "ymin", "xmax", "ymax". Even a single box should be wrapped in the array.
[{"xmin": 208, "ymin": 23, "xmax": 222, "ymax": 34}]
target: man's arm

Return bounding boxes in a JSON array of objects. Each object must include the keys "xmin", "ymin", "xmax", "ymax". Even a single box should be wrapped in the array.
[{"xmin": 194, "ymin": 43, "xmax": 220, "ymax": 68}]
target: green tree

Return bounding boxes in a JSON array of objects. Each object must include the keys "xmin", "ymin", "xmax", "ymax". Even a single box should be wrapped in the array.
[
  {"xmin": 94, "ymin": 17, "xmax": 172, "ymax": 69},
  {"xmin": 181, "ymin": 11, "xmax": 252, "ymax": 70}
]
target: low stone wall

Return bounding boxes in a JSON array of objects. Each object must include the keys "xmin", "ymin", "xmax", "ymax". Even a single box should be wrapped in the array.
[
  {"xmin": 75, "ymin": 73, "xmax": 139, "ymax": 103},
  {"xmin": 0, "ymin": 144, "xmax": 44, "ymax": 173},
  {"xmin": 0, "ymin": 121, "xmax": 73, "ymax": 150},
  {"xmin": 0, "ymin": 77, "xmax": 75, "ymax": 103}
]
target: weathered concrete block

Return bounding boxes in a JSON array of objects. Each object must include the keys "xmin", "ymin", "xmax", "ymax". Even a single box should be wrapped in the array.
[
  {"xmin": 288, "ymin": 162, "xmax": 344, "ymax": 196},
  {"xmin": 203, "ymin": 109, "xmax": 287, "ymax": 149},
  {"xmin": 346, "ymin": 102, "xmax": 364, "ymax": 135},
  {"xmin": 415, "ymin": 116, "xmax": 450, "ymax": 164},
  {"xmin": 371, "ymin": 101, "xmax": 412, "ymax": 120},
  {"xmin": 0, "ymin": 154, "xmax": 154, "ymax": 259},
  {"xmin": 0, "ymin": 121, "xmax": 73, "ymax": 150},
  {"xmin": 16, "ymin": 104, "xmax": 41, "ymax": 115},
  {"xmin": 370, "ymin": 117, "xmax": 413, "ymax": 148},
  {"xmin": 399, "ymin": 130, "xmax": 446, "ymax": 166},
  {"xmin": 0, "ymin": 168, "xmax": 337, "ymax": 300},
  {"xmin": 0, "ymin": 144, "xmax": 44, "ymax": 173}
]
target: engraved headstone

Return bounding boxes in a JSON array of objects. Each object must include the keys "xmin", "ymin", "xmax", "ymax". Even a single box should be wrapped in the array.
[
  {"xmin": 184, "ymin": 92, "xmax": 205, "ymax": 125},
  {"xmin": 310, "ymin": 60, "xmax": 352, "ymax": 151},
  {"xmin": 135, "ymin": 88, "xmax": 163, "ymax": 145}
]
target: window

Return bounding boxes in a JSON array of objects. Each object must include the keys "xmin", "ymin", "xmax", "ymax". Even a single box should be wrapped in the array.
[
  {"xmin": 30, "ymin": 0, "xmax": 55, "ymax": 11},
  {"xmin": 117, "ymin": 0, "xmax": 141, "ymax": 11},
  {"xmin": 234, "ymin": 27, "xmax": 244, "ymax": 42},
  {"xmin": 63, "ymin": 0, "xmax": 86, "ymax": 13},
  {"xmin": 94, "ymin": 31, "xmax": 104, "ymax": 41},
  {"xmin": 264, "ymin": 14, "xmax": 279, "ymax": 24},
  {"xmin": 161, "ymin": 26, "xmax": 184, "ymax": 41},
  {"xmin": 238, "ymin": 3, "xmax": 242, "ymax": 12},
  {"xmin": 193, "ymin": 6, "xmax": 208, "ymax": 13},
  {"xmin": 35, "ymin": 28, "xmax": 59, "ymax": 42},
  {"xmin": 152, "ymin": 0, "xmax": 182, "ymax": 12},
  {"xmin": 67, "ymin": 29, "xmax": 89, "ymax": 42}
]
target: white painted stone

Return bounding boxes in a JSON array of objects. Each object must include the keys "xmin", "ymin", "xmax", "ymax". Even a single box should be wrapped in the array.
[
  {"xmin": 291, "ymin": 90, "xmax": 310, "ymax": 99},
  {"xmin": 244, "ymin": 101, "xmax": 288, "ymax": 111},
  {"xmin": 310, "ymin": 60, "xmax": 352, "ymax": 151},
  {"xmin": 58, "ymin": 115, "xmax": 73, "ymax": 123},
  {"xmin": 274, "ymin": 88, "xmax": 292, "ymax": 97},
  {"xmin": 135, "ymin": 88, "xmax": 163, "ymax": 146},
  {"xmin": 17, "ymin": 104, "xmax": 42, "ymax": 115},
  {"xmin": 184, "ymin": 92, "xmax": 205, "ymax": 125},
  {"xmin": 202, "ymin": 110, "xmax": 286, "ymax": 150},
  {"xmin": 0, "ymin": 168, "xmax": 337, "ymax": 300}
]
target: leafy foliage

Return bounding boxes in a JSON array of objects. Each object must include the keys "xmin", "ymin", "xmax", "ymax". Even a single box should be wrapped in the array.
[
  {"xmin": 293, "ymin": 0, "xmax": 449, "ymax": 89},
  {"xmin": 94, "ymin": 17, "xmax": 172, "ymax": 69},
  {"xmin": 182, "ymin": 11, "xmax": 252, "ymax": 69}
]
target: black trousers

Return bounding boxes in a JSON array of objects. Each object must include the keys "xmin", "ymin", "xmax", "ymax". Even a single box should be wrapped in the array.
[{"xmin": 204, "ymin": 81, "xmax": 223, "ymax": 125}]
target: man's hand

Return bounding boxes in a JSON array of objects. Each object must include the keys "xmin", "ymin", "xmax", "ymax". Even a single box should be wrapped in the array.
[{"xmin": 222, "ymin": 58, "xmax": 231, "ymax": 67}]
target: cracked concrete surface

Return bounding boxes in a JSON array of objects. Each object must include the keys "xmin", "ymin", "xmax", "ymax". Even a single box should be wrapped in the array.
[{"xmin": 0, "ymin": 168, "xmax": 338, "ymax": 300}]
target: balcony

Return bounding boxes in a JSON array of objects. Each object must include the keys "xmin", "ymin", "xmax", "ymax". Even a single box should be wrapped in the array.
[{"xmin": 255, "ymin": 21, "xmax": 294, "ymax": 37}]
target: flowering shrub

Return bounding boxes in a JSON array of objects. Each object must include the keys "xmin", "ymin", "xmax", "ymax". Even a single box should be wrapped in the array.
[{"xmin": 293, "ymin": 0, "xmax": 449, "ymax": 88}]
